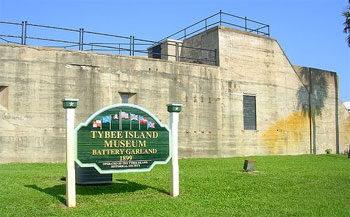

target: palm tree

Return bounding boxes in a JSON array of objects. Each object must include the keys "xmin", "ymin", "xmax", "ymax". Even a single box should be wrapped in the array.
[{"xmin": 344, "ymin": 1, "xmax": 350, "ymax": 47}]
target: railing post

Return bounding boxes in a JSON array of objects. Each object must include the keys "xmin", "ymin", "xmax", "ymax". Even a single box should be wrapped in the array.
[
  {"xmin": 267, "ymin": 25, "xmax": 270, "ymax": 37},
  {"xmin": 81, "ymin": 28, "xmax": 84, "ymax": 51},
  {"xmin": 78, "ymin": 28, "xmax": 81, "ymax": 50},
  {"xmin": 205, "ymin": 19, "xmax": 208, "ymax": 30},
  {"xmin": 129, "ymin": 36, "xmax": 132, "ymax": 56},
  {"xmin": 21, "ymin": 21, "xmax": 24, "ymax": 45},
  {"xmin": 184, "ymin": 29, "xmax": 186, "ymax": 39},
  {"xmin": 119, "ymin": 43, "xmax": 121, "ymax": 55},
  {"xmin": 78, "ymin": 28, "xmax": 82, "ymax": 51},
  {"xmin": 132, "ymin": 36, "xmax": 135, "ymax": 56},
  {"xmin": 219, "ymin": 10, "xmax": 222, "ymax": 26},
  {"xmin": 21, "ymin": 21, "xmax": 27, "ymax": 45},
  {"xmin": 244, "ymin": 17, "xmax": 247, "ymax": 31}
]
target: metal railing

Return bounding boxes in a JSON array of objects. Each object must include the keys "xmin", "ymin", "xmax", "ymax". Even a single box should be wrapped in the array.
[
  {"xmin": 159, "ymin": 10, "xmax": 270, "ymax": 42},
  {"xmin": 0, "ymin": 20, "xmax": 217, "ymax": 65},
  {"xmin": 0, "ymin": 21, "xmax": 152, "ymax": 55},
  {"xmin": 0, "ymin": 10, "xmax": 270, "ymax": 66}
]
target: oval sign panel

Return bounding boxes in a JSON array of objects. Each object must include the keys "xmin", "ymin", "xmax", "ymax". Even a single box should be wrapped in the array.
[{"xmin": 74, "ymin": 104, "xmax": 170, "ymax": 174}]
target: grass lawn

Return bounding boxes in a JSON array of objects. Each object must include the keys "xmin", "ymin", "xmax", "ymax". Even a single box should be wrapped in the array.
[{"xmin": 1, "ymin": 154, "xmax": 350, "ymax": 217}]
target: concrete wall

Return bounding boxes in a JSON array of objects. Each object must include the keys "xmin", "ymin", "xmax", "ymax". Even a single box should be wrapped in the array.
[
  {"xmin": 180, "ymin": 28, "xmax": 218, "ymax": 66},
  {"xmin": 0, "ymin": 26, "xmax": 348, "ymax": 163},
  {"xmin": 338, "ymin": 101, "xmax": 350, "ymax": 153},
  {"xmin": 213, "ymin": 27, "xmax": 312, "ymax": 156},
  {"xmin": 0, "ymin": 44, "xmax": 221, "ymax": 162},
  {"xmin": 294, "ymin": 66, "xmax": 350, "ymax": 154}
]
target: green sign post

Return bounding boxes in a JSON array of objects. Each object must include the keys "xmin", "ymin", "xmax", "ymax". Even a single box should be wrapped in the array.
[
  {"xmin": 75, "ymin": 104, "xmax": 171, "ymax": 174},
  {"xmin": 62, "ymin": 98, "xmax": 79, "ymax": 208}
]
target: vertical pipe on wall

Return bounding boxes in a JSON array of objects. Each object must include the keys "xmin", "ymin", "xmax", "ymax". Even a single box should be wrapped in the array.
[
  {"xmin": 175, "ymin": 43, "xmax": 179, "ymax": 61},
  {"xmin": 308, "ymin": 68, "xmax": 313, "ymax": 154},
  {"xmin": 214, "ymin": 49, "xmax": 217, "ymax": 66},
  {"xmin": 335, "ymin": 74, "xmax": 339, "ymax": 154}
]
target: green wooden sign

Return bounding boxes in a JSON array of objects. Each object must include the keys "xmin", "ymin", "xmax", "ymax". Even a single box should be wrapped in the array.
[{"xmin": 74, "ymin": 104, "xmax": 170, "ymax": 174}]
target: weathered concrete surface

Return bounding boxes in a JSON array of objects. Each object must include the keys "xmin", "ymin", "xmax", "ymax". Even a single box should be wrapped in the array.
[
  {"xmin": 181, "ymin": 27, "xmax": 218, "ymax": 66},
  {"xmin": 0, "ymin": 26, "xmax": 348, "ymax": 163},
  {"xmin": 294, "ymin": 66, "xmax": 350, "ymax": 154},
  {"xmin": 0, "ymin": 44, "xmax": 221, "ymax": 162},
  {"xmin": 215, "ymin": 27, "xmax": 311, "ymax": 156}
]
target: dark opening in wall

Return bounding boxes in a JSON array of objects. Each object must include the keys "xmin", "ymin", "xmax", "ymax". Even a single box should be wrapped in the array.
[
  {"xmin": 0, "ymin": 86, "xmax": 8, "ymax": 109},
  {"xmin": 119, "ymin": 92, "xmax": 136, "ymax": 104},
  {"xmin": 243, "ymin": 95, "xmax": 256, "ymax": 130},
  {"xmin": 151, "ymin": 44, "xmax": 161, "ymax": 59}
]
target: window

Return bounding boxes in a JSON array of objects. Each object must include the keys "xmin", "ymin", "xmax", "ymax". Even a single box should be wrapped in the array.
[
  {"xmin": 243, "ymin": 95, "xmax": 256, "ymax": 130},
  {"xmin": 120, "ymin": 93, "xmax": 129, "ymax": 103},
  {"xmin": 119, "ymin": 92, "xmax": 136, "ymax": 104},
  {"xmin": 0, "ymin": 86, "xmax": 8, "ymax": 109}
]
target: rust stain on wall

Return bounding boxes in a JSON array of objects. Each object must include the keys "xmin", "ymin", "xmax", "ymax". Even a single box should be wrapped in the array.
[{"xmin": 262, "ymin": 111, "xmax": 309, "ymax": 154}]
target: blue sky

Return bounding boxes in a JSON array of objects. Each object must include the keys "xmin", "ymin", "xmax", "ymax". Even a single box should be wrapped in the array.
[{"xmin": 1, "ymin": 0, "xmax": 349, "ymax": 101}]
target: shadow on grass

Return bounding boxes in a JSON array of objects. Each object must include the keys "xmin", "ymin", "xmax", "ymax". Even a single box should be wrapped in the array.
[{"xmin": 25, "ymin": 179, "xmax": 168, "ymax": 205}]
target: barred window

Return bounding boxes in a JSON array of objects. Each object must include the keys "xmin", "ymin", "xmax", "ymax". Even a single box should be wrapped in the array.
[{"xmin": 243, "ymin": 95, "xmax": 256, "ymax": 130}]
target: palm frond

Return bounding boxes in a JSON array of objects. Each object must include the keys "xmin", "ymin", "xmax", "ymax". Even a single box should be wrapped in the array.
[
  {"xmin": 341, "ymin": 2, "xmax": 349, "ymax": 46},
  {"xmin": 344, "ymin": 23, "xmax": 350, "ymax": 33},
  {"xmin": 343, "ymin": 7, "xmax": 350, "ymax": 43}
]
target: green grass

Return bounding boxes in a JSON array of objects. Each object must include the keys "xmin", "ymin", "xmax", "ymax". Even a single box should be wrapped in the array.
[{"xmin": 1, "ymin": 155, "xmax": 350, "ymax": 217}]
